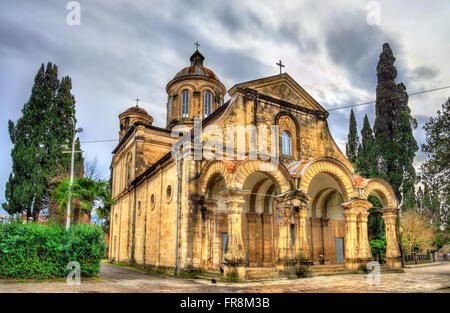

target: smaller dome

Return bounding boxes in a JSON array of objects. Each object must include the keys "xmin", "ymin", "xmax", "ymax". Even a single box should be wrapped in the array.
[{"xmin": 122, "ymin": 105, "xmax": 148, "ymax": 115}]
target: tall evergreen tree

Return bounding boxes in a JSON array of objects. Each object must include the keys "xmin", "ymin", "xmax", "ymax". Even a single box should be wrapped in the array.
[
  {"xmin": 356, "ymin": 114, "xmax": 378, "ymax": 178},
  {"xmin": 421, "ymin": 98, "xmax": 450, "ymax": 227},
  {"xmin": 4, "ymin": 63, "xmax": 83, "ymax": 221},
  {"xmin": 345, "ymin": 109, "xmax": 359, "ymax": 164},
  {"xmin": 373, "ymin": 43, "xmax": 418, "ymax": 208}
]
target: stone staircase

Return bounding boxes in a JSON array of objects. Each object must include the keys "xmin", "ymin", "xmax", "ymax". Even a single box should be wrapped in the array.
[
  {"xmin": 245, "ymin": 267, "xmax": 280, "ymax": 281},
  {"xmin": 310, "ymin": 264, "xmax": 351, "ymax": 276}
]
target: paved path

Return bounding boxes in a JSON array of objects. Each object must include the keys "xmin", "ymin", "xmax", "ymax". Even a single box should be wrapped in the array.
[{"xmin": 0, "ymin": 262, "xmax": 449, "ymax": 293}]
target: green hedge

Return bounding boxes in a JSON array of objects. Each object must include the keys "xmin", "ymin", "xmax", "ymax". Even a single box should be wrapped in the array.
[{"xmin": 0, "ymin": 221, "xmax": 106, "ymax": 279}]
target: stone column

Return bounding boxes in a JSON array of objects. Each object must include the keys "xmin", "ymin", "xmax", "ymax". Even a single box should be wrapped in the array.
[
  {"xmin": 341, "ymin": 202, "xmax": 359, "ymax": 271},
  {"xmin": 275, "ymin": 201, "xmax": 296, "ymax": 275},
  {"xmin": 219, "ymin": 189, "xmax": 249, "ymax": 282},
  {"xmin": 357, "ymin": 210, "xmax": 372, "ymax": 262},
  {"xmin": 342, "ymin": 199, "xmax": 373, "ymax": 270},
  {"xmin": 296, "ymin": 204, "xmax": 311, "ymax": 263},
  {"xmin": 321, "ymin": 218, "xmax": 330, "ymax": 264},
  {"xmin": 382, "ymin": 208, "xmax": 402, "ymax": 270},
  {"xmin": 247, "ymin": 212, "xmax": 257, "ymax": 266},
  {"xmin": 202, "ymin": 199, "xmax": 216, "ymax": 271},
  {"xmin": 262, "ymin": 213, "xmax": 273, "ymax": 266}
]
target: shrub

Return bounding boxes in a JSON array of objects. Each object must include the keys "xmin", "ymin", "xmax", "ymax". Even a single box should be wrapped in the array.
[{"xmin": 0, "ymin": 221, "xmax": 106, "ymax": 279}]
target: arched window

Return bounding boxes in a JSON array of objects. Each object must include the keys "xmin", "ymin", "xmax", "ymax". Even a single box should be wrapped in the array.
[
  {"xmin": 282, "ymin": 131, "xmax": 292, "ymax": 156},
  {"xmin": 204, "ymin": 91, "xmax": 212, "ymax": 117},
  {"xmin": 181, "ymin": 90, "xmax": 189, "ymax": 118},
  {"xmin": 168, "ymin": 96, "xmax": 172, "ymax": 119}
]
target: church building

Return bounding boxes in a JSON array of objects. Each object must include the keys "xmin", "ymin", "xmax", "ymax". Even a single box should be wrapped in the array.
[{"xmin": 109, "ymin": 47, "xmax": 402, "ymax": 281}]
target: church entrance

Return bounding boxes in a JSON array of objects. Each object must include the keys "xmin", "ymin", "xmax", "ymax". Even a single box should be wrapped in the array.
[{"xmin": 241, "ymin": 171, "xmax": 281, "ymax": 267}]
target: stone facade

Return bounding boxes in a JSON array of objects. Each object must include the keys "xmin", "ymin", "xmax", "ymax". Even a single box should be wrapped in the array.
[{"xmin": 109, "ymin": 49, "xmax": 402, "ymax": 280}]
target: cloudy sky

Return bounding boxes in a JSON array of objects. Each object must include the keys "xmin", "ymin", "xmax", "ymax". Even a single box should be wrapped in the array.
[{"xmin": 1, "ymin": 0, "xmax": 449, "ymax": 214}]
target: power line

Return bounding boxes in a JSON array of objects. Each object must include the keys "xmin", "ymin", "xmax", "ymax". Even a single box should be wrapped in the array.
[
  {"xmin": 78, "ymin": 85, "xmax": 449, "ymax": 144},
  {"xmin": 80, "ymin": 139, "xmax": 118, "ymax": 143},
  {"xmin": 327, "ymin": 85, "xmax": 450, "ymax": 111}
]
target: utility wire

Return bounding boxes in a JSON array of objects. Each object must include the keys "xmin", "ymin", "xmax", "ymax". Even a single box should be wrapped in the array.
[
  {"xmin": 327, "ymin": 85, "xmax": 450, "ymax": 111},
  {"xmin": 78, "ymin": 85, "xmax": 449, "ymax": 144}
]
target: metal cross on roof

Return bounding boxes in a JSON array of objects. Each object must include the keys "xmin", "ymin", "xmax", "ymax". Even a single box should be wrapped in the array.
[
  {"xmin": 194, "ymin": 41, "xmax": 200, "ymax": 51},
  {"xmin": 276, "ymin": 60, "xmax": 285, "ymax": 75},
  {"xmin": 135, "ymin": 98, "xmax": 141, "ymax": 107}
]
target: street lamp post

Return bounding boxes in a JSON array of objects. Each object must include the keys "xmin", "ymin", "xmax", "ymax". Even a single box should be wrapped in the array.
[{"xmin": 66, "ymin": 117, "xmax": 83, "ymax": 230}]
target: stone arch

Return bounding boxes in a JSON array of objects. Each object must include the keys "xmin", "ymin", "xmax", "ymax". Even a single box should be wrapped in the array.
[
  {"xmin": 231, "ymin": 160, "xmax": 292, "ymax": 193},
  {"xmin": 275, "ymin": 111, "xmax": 300, "ymax": 156},
  {"xmin": 298, "ymin": 157, "xmax": 358, "ymax": 201},
  {"xmin": 199, "ymin": 160, "xmax": 232, "ymax": 195},
  {"xmin": 361, "ymin": 178, "xmax": 397, "ymax": 208}
]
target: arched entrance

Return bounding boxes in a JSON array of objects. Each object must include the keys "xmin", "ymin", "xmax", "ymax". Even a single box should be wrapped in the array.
[
  {"xmin": 308, "ymin": 173, "xmax": 347, "ymax": 264},
  {"xmin": 241, "ymin": 171, "xmax": 281, "ymax": 267}
]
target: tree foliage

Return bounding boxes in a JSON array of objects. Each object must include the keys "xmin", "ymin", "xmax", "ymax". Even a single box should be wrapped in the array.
[
  {"xmin": 5, "ymin": 63, "xmax": 83, "ymax": 221},
  {"xmin": 400, "ymin": 210, "xmax": 435, "ymax": 254},
  {"xmin": 345, "ymin": 109, "xmax": 359, "ymax": 163},
  {"xmin": 356, "ymin": 114, "xmax": 379, "ymax": 178},
  {"xmin": 51, "ymin": 177, "xmax": 114, "ymax": 225},
  {"xmin": 373, "ymin": 43, "xmax": 418, "ymax": 209},
  {"xmin": 420, "ymin": 98, "xmax": 450, "ymax": 227}
]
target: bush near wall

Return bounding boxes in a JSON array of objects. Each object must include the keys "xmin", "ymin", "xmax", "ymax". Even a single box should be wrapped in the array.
[{"xmin": 0, "ymin": 221, "xmax": 106, "ymax": 279}]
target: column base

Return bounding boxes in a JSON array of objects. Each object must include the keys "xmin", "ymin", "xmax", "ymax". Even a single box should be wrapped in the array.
[
  {"xmin": 345, "ymin": 259, "xmax": 362, "ymax": 271},
  {"xmin": 276, "ymin": 260, "xmax": 297, "ymax": 276},
  {"xmin": 386, "ymin": 258, "xmax": 403, "ymax": 270},
  {"xmin": 223, "ymin": 263, "xmax": 246, "ymax": 282}
]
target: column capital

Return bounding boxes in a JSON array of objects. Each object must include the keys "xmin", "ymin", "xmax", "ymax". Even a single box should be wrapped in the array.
[
  {"xmin": 219, "ymin": 188, "xmax": 250, "ymax": 213},
  {"xmin": 341, "ymin": 199, "xmax": 373, "ymax": 213},
  {"xmin": 274, "ymin": 189, "xmax": 311, "ymax": 207},
  {"xmin": 203, "ymin": 199, "xmax": 217, "ymax": 211}
]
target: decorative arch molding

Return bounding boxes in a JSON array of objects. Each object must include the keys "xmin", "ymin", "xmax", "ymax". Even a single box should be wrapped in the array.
[
  {"xmin": 298, "ymin": 157, "xmax": 358, "ymax": 201},
  {"xmin": 274, "ymin": 111, "xmax": 300, "ymax": 155},
  {"xmin": 361, "ymin": 178, "xmax": 397, "ymax": 208},
  {"xmin": 231, "ymin": 160, "xmax": 292, "ymax": 193},
  {"xmin": 172, "ymin": 83, "xmax": 198, "ymax": 95},
  {"xmin": 199, "ymin": 160, "xmax": 232, "ymax": 195}
]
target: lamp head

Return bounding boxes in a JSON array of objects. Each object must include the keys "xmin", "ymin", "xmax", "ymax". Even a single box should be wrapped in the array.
[{"xmin": 76, "ymin": 127, "xmax": 83, "ymax": 133}]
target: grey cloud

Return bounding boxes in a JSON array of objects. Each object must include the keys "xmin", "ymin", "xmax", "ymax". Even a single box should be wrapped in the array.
[
  {"xmin": 411, "ymin": 66, "xmax": 440, "ymax": 80},
  {"xmin": 324, "ymin": 10, "xmax": 398, "ymax": 91}
]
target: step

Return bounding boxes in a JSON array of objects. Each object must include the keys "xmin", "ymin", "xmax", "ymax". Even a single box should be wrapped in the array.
[{"xmin": 246, "ymin": 267, "xmax": 279, "ymax": 280}]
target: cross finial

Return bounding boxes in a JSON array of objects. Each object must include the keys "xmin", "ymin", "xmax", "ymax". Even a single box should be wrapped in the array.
[
  {"xmin": 276, "ymin": 60, "xmax": 285, "ymax": 75},
  {"xmin": 135, "ymin": 98, "xmax": 141, "ymax": 107},
  {"xmin": 194, "ymin": 41, "xmax": 200, "ymax": 51}
]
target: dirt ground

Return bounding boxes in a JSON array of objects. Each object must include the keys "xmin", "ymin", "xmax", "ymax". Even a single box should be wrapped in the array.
[{"xmin": 0, "ymin": 262, "xmax": 449, "ymax": 293}]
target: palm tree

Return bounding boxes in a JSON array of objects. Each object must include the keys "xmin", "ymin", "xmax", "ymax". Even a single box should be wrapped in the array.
[{"xmin": 52, "ymin": 177, "xmax": 114, "ymax": 225}]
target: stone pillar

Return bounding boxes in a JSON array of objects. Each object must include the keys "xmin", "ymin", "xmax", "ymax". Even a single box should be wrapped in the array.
[
  {"xmin": 247, "ymin": 212, "xmax": 257, "ymax": 266},
  {"xmin": 219, "ymin": 189, "xmax": 249, "ymax": 282},
  {"xmin": 342, "ymin": 202, "xmax": 359, "ymax": 271},
  {"xmin": 342, "ymin": 199, "xmax": 373, "ymax": 270},
  {"xmin": 275, "ymin": 202, "xmax": 296, "ymax": 275},
  {"xmin": 296, "ymin": 204, "xmax": 311, "ymax": 263},
  {"xmin": 321, "ymin": 218, "xmax": 330, "ymax": 264},
  {"xmin": 357, "ymin": 210, "xmax": 372, "ymax": 262},
  {"xmin": 202, "ymin": 199, "xmax": 216, "ymax": 271},
  {"xmin": 382, "ymin": 208, "xmax": 402, "ymax": 269},
  {"xmin": 262, "ymin": 213, "xmax": 273, "ymax": 266}
]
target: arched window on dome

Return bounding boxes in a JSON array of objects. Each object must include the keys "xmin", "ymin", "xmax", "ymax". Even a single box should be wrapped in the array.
[
  {"xmin": 282, "ymin": 131, "xmax": 292, "ymax": 156},
  {"xmin": 204, "ymin": 90, "xmax": 212, "ymax": 117},
  {"xmin": 168, "ymin": 96, "xmax": 172, "ymax": 119},
  {"xmin": 182, "ymin": 90, "xmax": 189, "ymax": 118}
]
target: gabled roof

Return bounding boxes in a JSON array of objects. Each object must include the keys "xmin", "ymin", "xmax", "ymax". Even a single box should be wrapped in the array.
[{"xmin": 228, "ymin": 73, "xmax": 327, "ymax": 113}]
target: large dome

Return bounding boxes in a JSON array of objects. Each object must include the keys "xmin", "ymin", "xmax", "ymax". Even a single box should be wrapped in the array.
[
  {"xmin": 172, "ymin": 49, "xmax": 221, "ymax": 82},
  {"xmin": 174, "ymin": 65, "xmax": 219, "ymax": 80}
]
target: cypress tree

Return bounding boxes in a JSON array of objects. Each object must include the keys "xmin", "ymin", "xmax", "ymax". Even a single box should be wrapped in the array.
[
  {"xmin": 373, "ymin": 43, "xmax": 418, "ymax": 208},
  {"xmin": 5, "ymin": 63, "xmax": 83, "ymax": 221},
  {"xmin": 356, "ymin": 114, "xmax": 378, "ymax": 178},
  {"xmin": 345, "ymin": 109, "xmax": 359, "ymax": 163}
]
